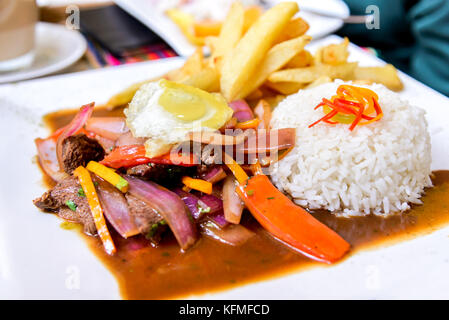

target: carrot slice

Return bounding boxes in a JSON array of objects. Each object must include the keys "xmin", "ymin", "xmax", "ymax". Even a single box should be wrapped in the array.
[
  {"xmin": 236, "ymin": 174, "xmax": 350, "ymax": 263},
  {"xmin": 74, "ymin": 166, "xmax": 116, "ymax": 255},
  {"xmin": 235, "ymin": 118, "xmax": 261, "ymax": 129},
  {"xmin": 182, "ymin": 176, "xmax": 213, "ymax": 194}
]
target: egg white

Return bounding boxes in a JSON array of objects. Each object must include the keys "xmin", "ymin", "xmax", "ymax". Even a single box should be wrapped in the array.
[{"xmin": 125, "ymin": 81, "xmax": 222, "ymax": 157}]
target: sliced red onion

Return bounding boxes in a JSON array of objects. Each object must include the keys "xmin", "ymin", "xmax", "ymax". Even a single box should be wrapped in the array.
[
  {"xmin": 174, "ymin": 188, "xmax": 202, "ymax": 220},
  {"xmin": 223, "ymin": 175, "xmax": 244, "ymax": 224},
  {"xmin": 115, "ymin": 131, "xmax": 146, "ymax": 147},
  {"xmin": 198, "ymin": 194, "xmax": 223, "ymax": 215},
  {"xmin": 85, "ymin": 117, "xmax": 129, "ymax": 141},
  {"xmin": 236, "ymin": 128, "xmax": 296, "ymax": 154},
  {"xmin": 124, "ymin": 175, "xmax": 197, "ymax": 250},
  {"xmin": 201, "ymin": 166, "xmax": 227, "ymax": 184},
  {"xmin": 94, "ymin": 134, "xmax": 116, "ymax": 153},
  {"xmin": 35, "ymin": 137, "xmax": 67, "ymax": 182},
  {"xmin": 199, "ymin": 221, "xmax": 255, "ymax": 246},
  {"xmin": 93, "ymin": 175, "xmax": 139, "ymax": 239},
  {"xmin": 208, "ymin": 211, "xmax": 229, "ymax": 228},
  {"xmin": 56, "ymin": 103, "xmax": 94, "ymax": 170},
  {"xmin": 229, "ymin": 100, "xmax": 254, "ymax": 122}
]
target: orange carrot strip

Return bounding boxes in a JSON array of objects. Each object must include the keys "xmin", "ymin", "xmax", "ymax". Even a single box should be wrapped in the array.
[
  {"xmin": 74, "ymin": 166, "xmax": 116, "ymax": 255},
  {"xmin": 236, "ymin": 174, "xmax": 350, "ymax": 263},
  {"xmin": 235, "ymin": 118, "xmax": 261, "ymax": 129},
  {"xmin": 182, "ymin": 176, "xmax": 213, "ymax": 194}
]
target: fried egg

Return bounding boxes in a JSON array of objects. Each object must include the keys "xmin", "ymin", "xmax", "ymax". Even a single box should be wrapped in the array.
[{"xmin": 125, "ymin": 79, "xmax": 233, "ymax": 157}]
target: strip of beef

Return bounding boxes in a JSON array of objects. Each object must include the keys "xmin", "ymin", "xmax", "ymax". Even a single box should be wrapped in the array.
[
  {"xmin": 126, "ymin": 164, "xmax": 195, "ymax": 187},
  {"xmin": 62, "ymin": 134, "xmax": 105, "ymax": 174},
  {"xmin": 34, "ymin": 176, "xmax": 166, "ymax": 242},
  {"xmin": 125, "ymin": 193, "xmax": 166, "ymax": 243},
  {"xmin": 33, "ymin": 176, "xmax": 97, "ymax": 235}
]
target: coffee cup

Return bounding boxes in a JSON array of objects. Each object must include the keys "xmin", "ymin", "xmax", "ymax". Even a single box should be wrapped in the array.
[{"xmin": 0, "ymin": 0, "xmax": 38, "ymax": 72}]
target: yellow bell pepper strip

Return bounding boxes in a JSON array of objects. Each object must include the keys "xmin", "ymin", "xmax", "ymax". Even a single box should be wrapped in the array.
[
  {"xmin": 86, "ymin": 161, "xmax": 129, "ymax": 193},
  {"xmin": 235, "ymin": 118, "xmax": 261, "ymax": 129},
  {"xmin": 223, "ymin": 153, "xmax": 249, "ymax": 185},
  {"xmin": 182, "ymin": 176, "xmax": 213, "ymax": 194},
  {"xmin": 74, "ymin": 166, "xmax": 116, "ymax": 255},
  {"xmin": 225, "ymin": 157, "xmax": 350, "ymax": 263}
]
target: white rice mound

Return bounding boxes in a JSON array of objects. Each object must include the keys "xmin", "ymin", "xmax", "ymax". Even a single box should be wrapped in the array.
[{"xmin": 269, "ymin": 81, "xmax": 432, "ymax": 217}]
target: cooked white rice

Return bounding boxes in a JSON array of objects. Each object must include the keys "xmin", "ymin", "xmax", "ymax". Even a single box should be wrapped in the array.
[{"xmin": 269, "ymin": 81, "xmax": 432, "ymax": 217}]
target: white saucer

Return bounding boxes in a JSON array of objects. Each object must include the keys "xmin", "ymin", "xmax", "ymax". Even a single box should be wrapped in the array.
[{"xmin": 0, "ymin": 22, "xmax": 87, "ymax": 84}]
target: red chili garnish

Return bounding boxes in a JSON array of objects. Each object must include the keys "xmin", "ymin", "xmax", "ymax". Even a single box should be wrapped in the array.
[{"xmin": 309, "ymin": 85, "xmax": 383, "ymax": 131}]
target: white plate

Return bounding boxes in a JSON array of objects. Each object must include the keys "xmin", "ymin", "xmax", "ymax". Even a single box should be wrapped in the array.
[
  {"xmin": 114, "ymin": 0, "xmax": 349, "ymax": 57},
  {"xmin": 1, "ymin": 36, "xmax": 449, "ymax": 299},
  {"xmin": 0, "ymin": 22, "xmax": 86, "ymax": 84}
]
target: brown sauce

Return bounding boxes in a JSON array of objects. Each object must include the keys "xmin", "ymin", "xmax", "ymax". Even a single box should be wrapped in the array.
[{"xmin": 42, "ymin": 107, "xmax": 449, "ymax": 300}]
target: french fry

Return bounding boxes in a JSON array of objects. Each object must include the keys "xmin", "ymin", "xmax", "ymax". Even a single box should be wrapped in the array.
[
  {"xmin": 305, "ymin": 75, "xmax": 332, "ymax": 89},
  {"xmin": 315, "ymin": 37, "xmax": 349, "ymax": 65},
  {"xmin": 220, "ymin": 2, "xmax": 299, "ymax": 101},
  {"xmin": 352, "ymin": 79, "xmax": 374, "ymax": 86},
  {"xmin": 353, "ymin": 64, "xmax": 403, "ymax": 91},
  {"xmin": 213, "ymin": 2, "xmax": 245, "ymax": 61},
  {"xmin": 263, "ymin": 94, "xmax": 286, "ymax": 108},
  {"xmin": 268, "ymin": 62, "xmax": 358, "ymax": 83},
  {"xmin": 286, "ymin": 50, "xmax": 313, "ymax": 68},
  {"xmin": 181, "ymin": 48, "xmax": 204, "ymax": 76},
  {"xmin": 243, "ymin": 5, "xmax": 263, "ymax": 33},
  {"xmin": 265, "ymin": 81, "xmax": 305, "ymax": 95},
  {"xmin": 246, "ymin": 88, "xmax": 263, "ymax": 100},
  {"xmin": 193, "ymin": 20, "xmax": 221, "ymax": 37},
  {"xmin": 181, "ymin": 66, "xmax": 220, "ymax": 92},
  {"xmin": 274, "ymin": 17, "xmax": 309, "ymax": 44},
  {"xmin": 235, "ymin": 35, "xmax": 311, "ymax": 99},
  {"xmin": 166, "ymin": 9, "xmax": 205, "ymax": 46}
]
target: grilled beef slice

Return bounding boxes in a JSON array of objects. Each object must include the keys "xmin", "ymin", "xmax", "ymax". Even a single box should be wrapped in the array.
[
  {"xmin": 125, "ymin": 193, "xmax": 166, "ymax": 241},
  {"xmin": 62, "ymin": 134, "xmax": 105, "ymax": 174},
  {"xmin": 126, "ymin": 164, "xmax": 195, "ymax": 187},
  {"xmin": 34, "ymin": 176, "xmax": 167, "ymax": 241},
  {"xmin": 33, "ymin": 176, "xmax": 97, "ymax": 235}
]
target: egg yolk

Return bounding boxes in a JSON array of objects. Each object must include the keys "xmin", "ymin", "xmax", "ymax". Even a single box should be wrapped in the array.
[{"xmin": 158, "ymin": 79, "xmax": 232, "ymax": 129}]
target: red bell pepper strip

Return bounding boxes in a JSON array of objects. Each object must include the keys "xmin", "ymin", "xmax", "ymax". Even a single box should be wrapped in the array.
[
  {"xmin": 236, "ymin": 174, "xmax": 350, "ymax": 264},
  {"xmin": 100, "ymin": 145, "xmax": 198, "ymax": 169}
]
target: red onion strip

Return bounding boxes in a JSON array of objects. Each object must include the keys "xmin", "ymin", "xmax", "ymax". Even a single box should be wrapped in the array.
[
  {"xmin": 199, "ymin": 222, "xmax": 255, "ymax": 246},
  {"xmin": 35, "ymin": 137, "xmax": 67, "ymax": 182},
  {"xmin": 93, "ymin": 175, "xmax": 139, "ymax": 239},
  {"xmin": 85, "ymin": 117, "xmax": 129, "ymax": 141},
  {"xmin": 229, "ymin": 100, "xmax": 254, "ymax": 122},
  {"xmin": 124, "ymin": 175, "xmax": 197, "ymax": 250},
  {"xmin": 56, "ymin": 103, "xmax": 94, "ymax": 169},
  {"xmin": 223, "ymin": 175, "xmax": 244, "ymax": 224}
]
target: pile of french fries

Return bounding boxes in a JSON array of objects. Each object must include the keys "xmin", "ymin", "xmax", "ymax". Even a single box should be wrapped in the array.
[{"xmin": 107, "ymin": 1, "xmax": 403, "ymax": 109}]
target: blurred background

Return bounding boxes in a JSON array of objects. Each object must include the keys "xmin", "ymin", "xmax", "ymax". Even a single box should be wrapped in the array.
[{"xmin": 1, "ymin": 0, "xmax": 448, "ymax": 95}]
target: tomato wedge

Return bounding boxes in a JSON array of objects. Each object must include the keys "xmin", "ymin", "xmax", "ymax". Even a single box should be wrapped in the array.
[
  {"xmin": 236, "ymin": 174, "xmax": 350, "ymax": 263},
  {"xmin": 100, "ymin": 145, "xmax": 198, "ymax": 169}
]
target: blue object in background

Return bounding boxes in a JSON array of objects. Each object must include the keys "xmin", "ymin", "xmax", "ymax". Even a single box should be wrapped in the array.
[{"xmin": 338, "ymin": 0, "xmax": 449, "ymax": 96}]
